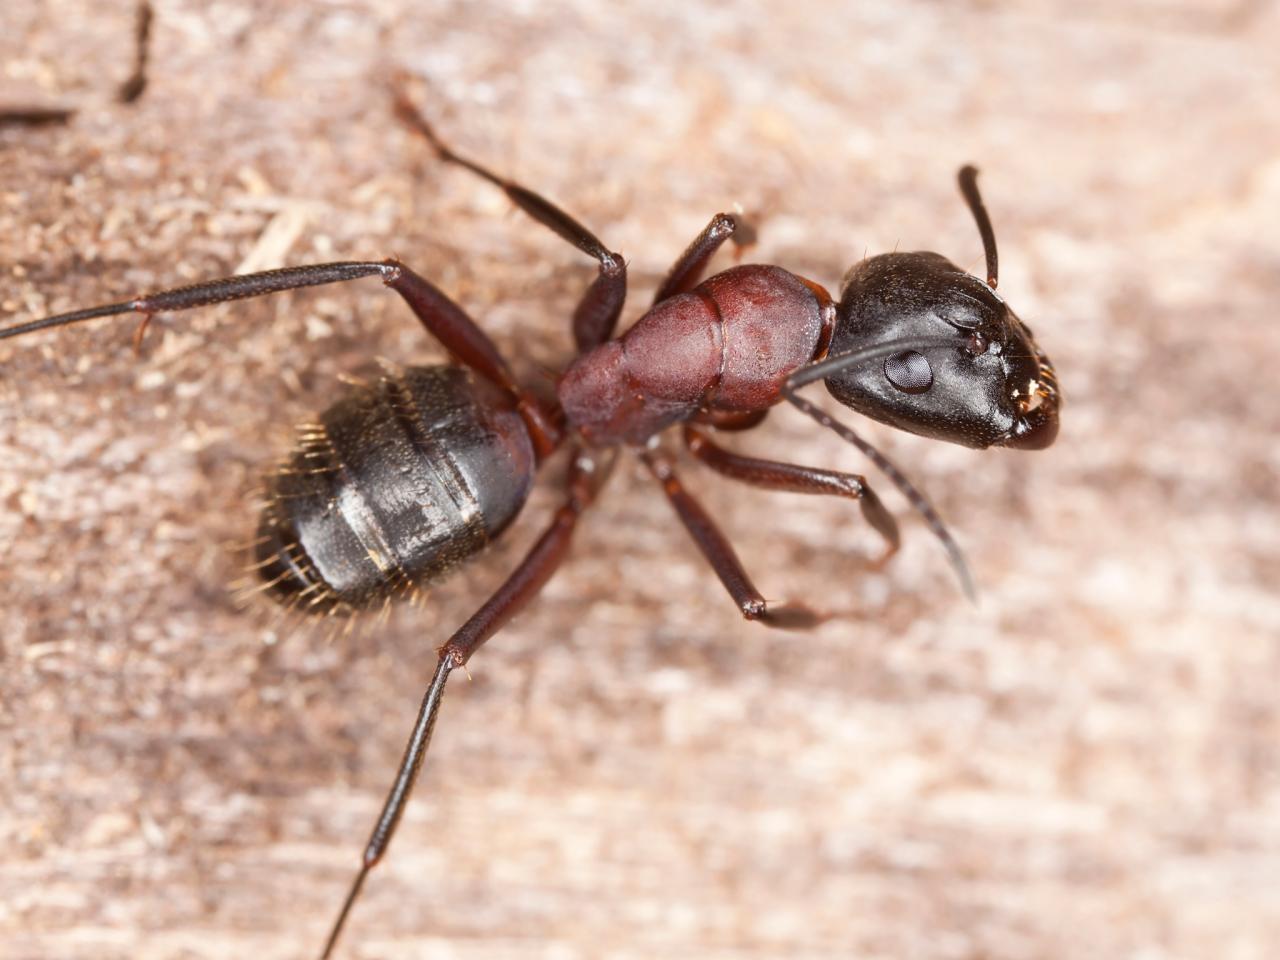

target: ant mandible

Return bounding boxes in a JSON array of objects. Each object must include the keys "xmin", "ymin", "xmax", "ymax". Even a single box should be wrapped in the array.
[{"xmin": 0, "ymin": 82, "xmax": 1060, "ymax": 957}]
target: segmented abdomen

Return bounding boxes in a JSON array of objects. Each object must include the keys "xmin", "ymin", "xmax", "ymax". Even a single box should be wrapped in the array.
[{"xmin": 253, "ymin": 365, "xmax": 535, "ymax": 614}]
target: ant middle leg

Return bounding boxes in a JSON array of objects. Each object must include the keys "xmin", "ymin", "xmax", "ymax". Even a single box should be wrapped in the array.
[
  {"xmin": 640, "ymin": 447, "xmax": 823, "ymax": 629},
  {"xmin": 392, "ymin": 83, "xmax": 626, "ymax": 353},
  {"xmin": 683, "ymin": 424, "xmax": 900, "ymax": 565},
  {"xmin": 320, "ymin": 448, "xmax": 604, "ymax": 958},
  {"xmin": 652, "ymin": 211, "xmax": 755, "ymax": 304}
]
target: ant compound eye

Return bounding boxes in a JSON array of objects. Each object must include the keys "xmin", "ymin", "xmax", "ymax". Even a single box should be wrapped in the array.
[{"xmin": 884, "ymin": 350, "xmax": 933, "ymax": 394}]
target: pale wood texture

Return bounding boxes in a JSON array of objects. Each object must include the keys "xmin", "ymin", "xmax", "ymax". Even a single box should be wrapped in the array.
[{"xmin": 2, "ymin": 1, "xmax": 1278, "ymax": 958}]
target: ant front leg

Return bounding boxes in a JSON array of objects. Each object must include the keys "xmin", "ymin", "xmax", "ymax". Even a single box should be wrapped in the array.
[
  {"xmin": 392, "ymin": 84, "xmax": 626, "ymax": 353},
  {"xmin": 682, "ymin": 424, "xmax": 900, "ymax": 565},
  {"xmin": 320, "ymin": 449, "xmax": 602, "ymax": 959},
  {"xmin": 640, "ymin": 447, "xmax": 823, "ymax": 629}
]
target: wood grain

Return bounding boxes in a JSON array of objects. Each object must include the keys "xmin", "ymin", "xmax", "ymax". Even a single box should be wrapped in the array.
[{"xmin": 2, "ymin": 1, "xmax": 1278, "ymax": 958}]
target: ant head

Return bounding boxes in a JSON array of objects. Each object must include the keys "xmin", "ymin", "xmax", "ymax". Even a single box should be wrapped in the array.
[
  {"xmin": 823, "ymin": 250, "xmax": 1059, "ymax": 450},
  {"xmin": 813, "ymin": 167, "xmax": 1058, "ymax": 451}
]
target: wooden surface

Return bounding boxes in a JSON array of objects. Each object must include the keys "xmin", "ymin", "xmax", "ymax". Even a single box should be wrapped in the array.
[{"xmin": 2, "ymin": 1, "xmax": 1279, "ymax": 958}]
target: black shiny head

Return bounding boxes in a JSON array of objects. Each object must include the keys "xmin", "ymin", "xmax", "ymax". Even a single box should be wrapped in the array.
[{"xmin": 821, "ymin": 168, "xmax": 1059, "ymax": 450}]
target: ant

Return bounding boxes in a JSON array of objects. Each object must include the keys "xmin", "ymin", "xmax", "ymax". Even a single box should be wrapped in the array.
[{"xmin": 1, "ymin": 77, "xmax": 1060, "ymax": 957}]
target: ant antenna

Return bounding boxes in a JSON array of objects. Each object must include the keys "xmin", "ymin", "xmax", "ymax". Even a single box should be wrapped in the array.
[
  {"xmin": 958, "ymin": 165, "xmax": 998, "ymax": 289},
  {"xmin": 782, "ymin": 389, "xmax": 977, "ymax": 603},
  {"xmin": 784, "ymin": 336, "xmax": 961, "ymax": 391}
]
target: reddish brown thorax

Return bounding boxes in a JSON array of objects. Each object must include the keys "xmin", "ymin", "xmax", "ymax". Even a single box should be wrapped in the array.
[{"xmin": 558, "ymin": 264, "xmax": 832, "ymax": 446}]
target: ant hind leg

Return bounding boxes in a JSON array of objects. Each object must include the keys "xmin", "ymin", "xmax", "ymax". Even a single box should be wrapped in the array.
[
  {"xmin": 682, "ymin": 424, "xmax": 900, "ymax": 566},
  {"xmin": 319, "ymin": 448, "xmax": 602, "ymax": 958},
  {"xmin": 0, "ymin": 258, "xmax": 563, "ymax": 455}
]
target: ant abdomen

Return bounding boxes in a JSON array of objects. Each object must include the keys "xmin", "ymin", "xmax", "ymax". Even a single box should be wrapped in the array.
[{"xmin": 253, "ymin": 365, "xmax": 536, "ymax": 614}]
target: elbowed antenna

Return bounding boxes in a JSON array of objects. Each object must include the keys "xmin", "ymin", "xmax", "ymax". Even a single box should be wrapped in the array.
[
  {"xmin": 957, "ymin": 165, "xmax": 998, "ymax": 289},
  {"xmin": 783, "ymin": 341, "xmax": 977, "ymax": 602},
  {"xmin": 782, "ymin": 388, "xmax": 977, "ymax": 604},
  {"xmin": 784, "ymin": 336, "xmax": 962, "ymax": 392}
]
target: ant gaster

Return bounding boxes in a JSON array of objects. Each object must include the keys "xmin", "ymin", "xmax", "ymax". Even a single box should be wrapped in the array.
[{"xmin": 1, "ymin": 84, "xmax": 1060, "ymax": 957}]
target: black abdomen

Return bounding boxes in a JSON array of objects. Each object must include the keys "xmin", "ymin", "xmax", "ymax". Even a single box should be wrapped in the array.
[{"xmin": 253, "ymin": 365, "xmax": 535, "ymax": 614}]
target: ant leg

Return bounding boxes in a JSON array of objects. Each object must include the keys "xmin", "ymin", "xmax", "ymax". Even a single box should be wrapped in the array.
[
  {"xmin": 392, "ymin": 85, "xmax": 625, "ymax": 353},
  {"xmin": 683, "ymin": 424, "xmax": 900, "ymax": 564},
  {"xmin": 0, "ymin": 1, "xmax": 152, "ymax": 128},
  {"xmin": 640, "ymin": 447, "xmax": 823, "ymax": 629},
  {"xmin": 653, "ymin": 212, "xmax": 754, "ymax": 304},
  {"xmin": 320, "ymin": 450, "xmax": 601, "ymax": 959},
  {"xmin": 0, "ymin": 259, "xmax": 561, "ymax": 454},
  {"xmin": 379, "ymin": 260, "xmax": 564, "ymax": 454},
  {"xmin": 0, "ymin": 107, "xmax": 76, "ymax": 128}
]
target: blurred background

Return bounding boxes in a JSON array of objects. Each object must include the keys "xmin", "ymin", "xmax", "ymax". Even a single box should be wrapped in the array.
[{"xmin": 1, "ymin": 1, "xmax": 1278, "ymax": 958}]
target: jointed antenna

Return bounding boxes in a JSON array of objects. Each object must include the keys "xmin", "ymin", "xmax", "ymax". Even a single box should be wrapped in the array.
[
  {"xmin": 783, "ymin": 389, "xmax": 977, "ymax": 603},
  {"xmin": 785, "ymin": 336, "xmax": 961, "ymax": 392},
  {"xmin": 958, "ymin": 165, "xmax": 998, "ymax": 289}
]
